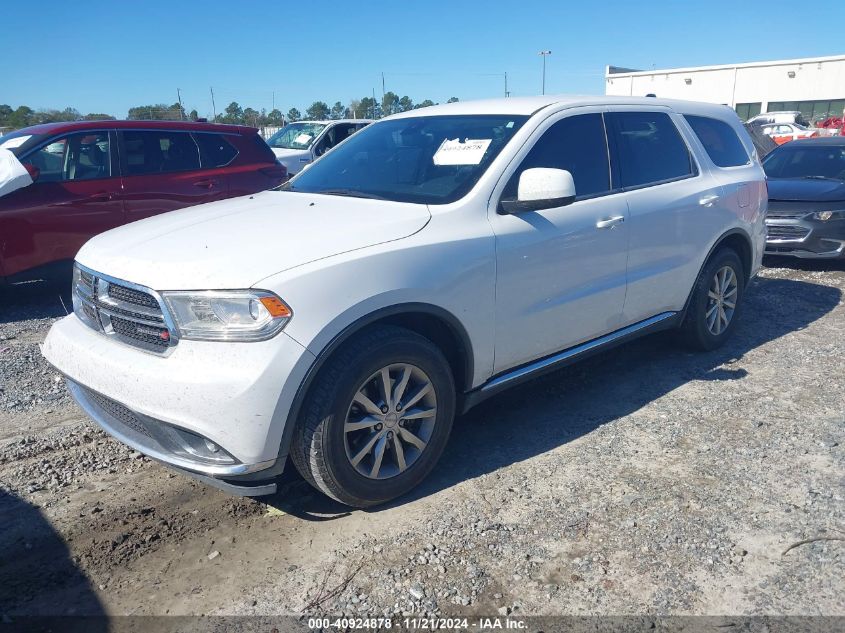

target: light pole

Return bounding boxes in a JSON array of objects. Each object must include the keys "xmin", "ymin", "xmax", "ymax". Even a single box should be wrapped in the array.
[{"xmin": 538, "ymin": 50, "xmax": 552, "ymax": 95}]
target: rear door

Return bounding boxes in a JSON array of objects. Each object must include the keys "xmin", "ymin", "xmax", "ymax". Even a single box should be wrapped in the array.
[
  {"xmin": 0, "ymin": 130, "xmax": 123, "ymax": 278},
  {"xmin": 605, "ymin": 108, "xmax": 717, "ymax": 325},
  {"xmin": 119, "ymin": 129, "xmax": 227, "ymax": 223}
]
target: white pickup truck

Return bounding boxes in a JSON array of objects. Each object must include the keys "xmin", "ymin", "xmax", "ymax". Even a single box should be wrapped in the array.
[{"xmin": 266, "ymin": 119, "xmax": 371, "ymax": 176}]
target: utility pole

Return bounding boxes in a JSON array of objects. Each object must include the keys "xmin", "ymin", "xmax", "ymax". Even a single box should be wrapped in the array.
[
  {"xmin": 381, "ymin": 72, "xmax": 386, "ymax": 114},
  {"xmin": 177, "ymin": 88, "xmax": 184, "ymax": 120},
  {"xmin": 538, "ymin": 50, "xmax": 552, "ymax": 95},
  {"xmin": 210, "ymin": 87, "xmax": 217, "ymax": 121},
  {"xmin": 504, "ymin": 72, "xmax": 509, "ymax": 98},
  {"xmin": 372, "ymin": 87, "xmax": 377, "ymax": 119}
]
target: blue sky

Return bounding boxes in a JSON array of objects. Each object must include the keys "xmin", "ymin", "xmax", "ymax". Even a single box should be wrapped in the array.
[{"xmin": 3, "ymin": 0, "xmax": 843, "ymax": 118}]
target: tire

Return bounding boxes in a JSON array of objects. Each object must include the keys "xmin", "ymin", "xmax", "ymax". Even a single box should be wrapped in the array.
[
  {"xmin": 679, "ymin": 247, "xmax": 745, "ymax": 351},
  {"xmin": 290, "ymin": 325, "xmax": 456, "ymax": 508}
]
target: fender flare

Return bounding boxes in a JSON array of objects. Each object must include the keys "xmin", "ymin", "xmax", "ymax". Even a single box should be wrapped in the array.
[
  {"xmin": 681, "ymin": 227, "xmax": 754, "ymax": 317},
  {"xmin": 275, "ymin": 302, "xmax": 475, "ymax": 464}
]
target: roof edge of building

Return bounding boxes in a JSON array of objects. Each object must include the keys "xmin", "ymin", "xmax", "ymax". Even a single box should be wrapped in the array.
[{"xmin": 605, "ymin": 54, "xmax": 845, "ymax": 78}]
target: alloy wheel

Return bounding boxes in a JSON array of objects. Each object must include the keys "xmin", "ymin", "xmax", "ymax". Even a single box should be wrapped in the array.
[
  {"xmin": 706, "ymin": 265, "xmax": 738, "ymax": 336},
  {"xmin": 343, "ymin": 363, "xmax": 437, "ymax": 480}
]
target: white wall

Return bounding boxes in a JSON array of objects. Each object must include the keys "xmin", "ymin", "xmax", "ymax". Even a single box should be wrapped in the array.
[{"xmin": 605, "ymin": 56, "xmax": 845, "ymax": 111}]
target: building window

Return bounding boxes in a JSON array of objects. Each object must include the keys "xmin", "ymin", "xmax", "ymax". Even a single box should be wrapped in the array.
[
  {"xmin": 735, "ymin": 103, "xmax": 762, "ymax": 121},
  {"xmin": 767, "ymin": 99, "xmax": 845, "ymax": 125}
]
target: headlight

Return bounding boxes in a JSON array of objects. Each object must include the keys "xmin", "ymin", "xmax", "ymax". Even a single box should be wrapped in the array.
[
  {"xmin": 162, "ymin": 290, "xmax": 292, "ymax": 342},
  {"xmin": 812, "ymin": 210, "xmax": 845, "ymax": 221}
]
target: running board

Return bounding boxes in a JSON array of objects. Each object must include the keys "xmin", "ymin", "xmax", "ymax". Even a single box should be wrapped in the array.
[{"xmin": 461, "ymin": 311, "xmax": 680, "ymax": 413}]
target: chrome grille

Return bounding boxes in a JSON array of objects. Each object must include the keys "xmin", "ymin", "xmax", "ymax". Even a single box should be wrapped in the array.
[
  {"xmin": 766, "ymin": 210, "xmax": 810, "ymax": 219},
  {"xmin": 108, "ymin": 284, "xmax": 160, "ymax": 309},
  {"xmin": 73, "ymin": 265, "xmax": 175, "ymax": 354},
  {"xmin": 766, "ymin": 225, "xmax": 810, "ymax": 241}
]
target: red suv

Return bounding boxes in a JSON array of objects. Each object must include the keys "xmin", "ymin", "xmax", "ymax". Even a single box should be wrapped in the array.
[{"xmin": 0, "ymin": 120, "xmax": 286, "ymax": 285}]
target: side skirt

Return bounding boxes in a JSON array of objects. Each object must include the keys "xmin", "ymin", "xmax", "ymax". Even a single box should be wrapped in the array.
[{"xmin": 460, "ymin": 311, "xmax": 681, "ymax": 413}]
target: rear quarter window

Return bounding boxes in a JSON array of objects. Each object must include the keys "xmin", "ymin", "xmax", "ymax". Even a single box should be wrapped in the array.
[
  {"xmin": 684, "ymin": 115, "xmax": 751, "ymax": 167},
  {"xmin": 193, "ymin": 133, "xmax": 238, "ymax": 168}
]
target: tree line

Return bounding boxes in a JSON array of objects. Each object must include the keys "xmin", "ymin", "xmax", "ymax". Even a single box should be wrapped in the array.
[
  {"xmin": 1, "ymin": 93, "xmax": 460, "ymax": 132},
  {"xmin": 0, "ymin": 105, "xmax": 115, "ymax": 130}
]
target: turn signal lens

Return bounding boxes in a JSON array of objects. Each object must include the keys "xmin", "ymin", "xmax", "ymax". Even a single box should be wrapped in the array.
[{"xmin": 259, "ymin": 296, "xmax": 292, "ymax": 318}]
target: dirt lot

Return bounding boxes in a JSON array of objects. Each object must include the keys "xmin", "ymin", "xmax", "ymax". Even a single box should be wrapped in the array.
[{"xmin": 0, "ymin": 259, "xmax": 843, "ymax": 621}]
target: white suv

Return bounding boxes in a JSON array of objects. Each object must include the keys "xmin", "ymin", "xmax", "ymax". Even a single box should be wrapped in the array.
[{"xmin": 43, "ymin": 96, "xmax": 767, "ymax": 507}]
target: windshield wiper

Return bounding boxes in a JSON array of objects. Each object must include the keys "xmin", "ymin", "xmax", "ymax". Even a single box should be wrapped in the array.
[
  {"xmin": 801, "ymin": 175, "xmax": 844, "ymax": 182},
  {"xmin": 315, "ymin": 188, "xmax": 388, "ymax": 200}
]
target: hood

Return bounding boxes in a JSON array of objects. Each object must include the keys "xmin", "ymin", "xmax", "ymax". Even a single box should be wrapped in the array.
[
  {"xmin": 76, "ymin": 191, "xmax": 430, "ymax": 290},
  {"xmin": 271, "ymin": 147, "xmax": 310, "ymax": 159},
  {"xmin": 768, "ymin": 178, "xmax": 845, "ymax": 202}
]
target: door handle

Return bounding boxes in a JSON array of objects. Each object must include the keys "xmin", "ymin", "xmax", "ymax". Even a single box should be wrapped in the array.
[
  {"xmin": 699, "ymin": 194, "xmax": 720, "ymax": 207},
  {"xmin": 596, "ymin": 215, "xmax": 625, "ymax": 229},
  {"xmin": 193, "ymin": 179, "xmax": 218, "ymax": 189}
]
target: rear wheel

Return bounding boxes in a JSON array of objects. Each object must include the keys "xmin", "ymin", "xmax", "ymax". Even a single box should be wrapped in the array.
[
  {"xmin": 679, "ymin": 248, "xmax": 744, "ymax": 351},
  {"xmin": 290, "ymin": 325, "xmax": 455, "ymax": 507}
]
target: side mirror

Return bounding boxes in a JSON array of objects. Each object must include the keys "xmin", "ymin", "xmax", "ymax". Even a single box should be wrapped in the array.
[
  {"xmin": 23, "ymin": 163, "xmax": 40, "ymax": 182},
  {"xmin": 499, "ymin": 168, "xmax": 576, "ymax": 214}
]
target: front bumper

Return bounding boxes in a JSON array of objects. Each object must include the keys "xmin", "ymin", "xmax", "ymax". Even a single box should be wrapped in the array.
[
  {"xmin": 43, "ymin": 313, "xmax": 315, "ymax": 483},
  {"xmin": 67, "ymin": 381, "xmax": 280, "ymax": 496},
  {"xmin": 765, "ymin": 217, "xmax": 845, "ymax": 259}
]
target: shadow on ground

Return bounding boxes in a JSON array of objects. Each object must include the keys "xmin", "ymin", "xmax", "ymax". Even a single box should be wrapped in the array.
[
  {"xmin": 0, "ymin": 281, "xmax": 72, "ymax": 324},
  {"xmin": 264, "ymin": 274, "xmax": 841, "ymax": 518},
  {"xmin": 0, "ymin": 489, "xmax": 107, "ymax": 629}
]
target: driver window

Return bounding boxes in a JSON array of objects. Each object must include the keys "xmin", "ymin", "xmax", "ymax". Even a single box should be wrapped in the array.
[
  {"xmin": 501, "ymin": 113, "xmax": 611, "ymax": 202},
  {"xmin": 317, "ymin": 124, "xmax": 357, "ymax": 155},
  {"xmin": 22, "ymin": 132, "xmax": 111, "ymax": 183}
]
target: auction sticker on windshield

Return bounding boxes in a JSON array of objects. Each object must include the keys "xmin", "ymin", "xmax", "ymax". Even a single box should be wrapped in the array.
[{"xmin": 433, "ymin": 138, "xmax": 492, "ymax": 166}]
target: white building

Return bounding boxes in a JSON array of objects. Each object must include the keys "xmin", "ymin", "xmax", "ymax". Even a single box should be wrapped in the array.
[{"xmin": 605, "ymin": 54, "xmax": 845, "ymax": 123}]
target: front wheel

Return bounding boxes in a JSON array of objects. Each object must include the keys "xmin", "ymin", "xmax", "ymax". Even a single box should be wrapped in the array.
[
  {"xmin": 679, "ymin": 248, "xmax": 745, "ymax": 351},
  {"xmin": 290, "ymin": 325, "xmax": 456, "ymax": 508}
]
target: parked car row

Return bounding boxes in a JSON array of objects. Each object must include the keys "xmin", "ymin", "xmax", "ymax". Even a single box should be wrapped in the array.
[{"xmin": 41, "ymin": 96, "xmax": 769, "ymax": 506}]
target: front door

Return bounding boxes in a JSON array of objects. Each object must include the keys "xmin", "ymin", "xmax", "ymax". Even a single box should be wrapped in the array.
[
  {"xmin": 489, "ymin": 110, "xmax": 629, "ymax": 374},
  {"xmin": 0, "ymin": 130, "xmax": 123, "ymax": 278}
]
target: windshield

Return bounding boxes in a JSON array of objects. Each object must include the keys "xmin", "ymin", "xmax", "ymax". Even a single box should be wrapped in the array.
[
  {"xmin": 266, "ymin": 123, "xmax": 327, "ymax": 150},
  {"xmin": 282, "ymin": 115, "xmax": 528, "ymax": 204},
  {"xmin": 763, "ymin": 145, "xmax": 845, "ymax": 180}
]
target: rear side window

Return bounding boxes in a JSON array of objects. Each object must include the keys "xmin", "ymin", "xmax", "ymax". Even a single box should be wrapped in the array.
[
  {"xmin": 502, "ymin": 113, "xmax": 611, "ymax": 200},
  {"xmin": 607, "ymin": 112, "xmax": 695, "ymax": 189},
  {"xmin": 193, "ymin": 133, "xmax": 238, "ymax": 168},
  {"xmin": 122, "ymin": 131, "xmax": 200, "ymax": 175},
  {"xmin": 684, "ymin": 115, "xmax": 750, "ymax": 167}
]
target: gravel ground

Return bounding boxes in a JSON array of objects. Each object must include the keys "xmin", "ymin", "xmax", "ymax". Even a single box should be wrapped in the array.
[{"xmin": 0, "ymin": 259, "xmax": 843, "ymax": 621}]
